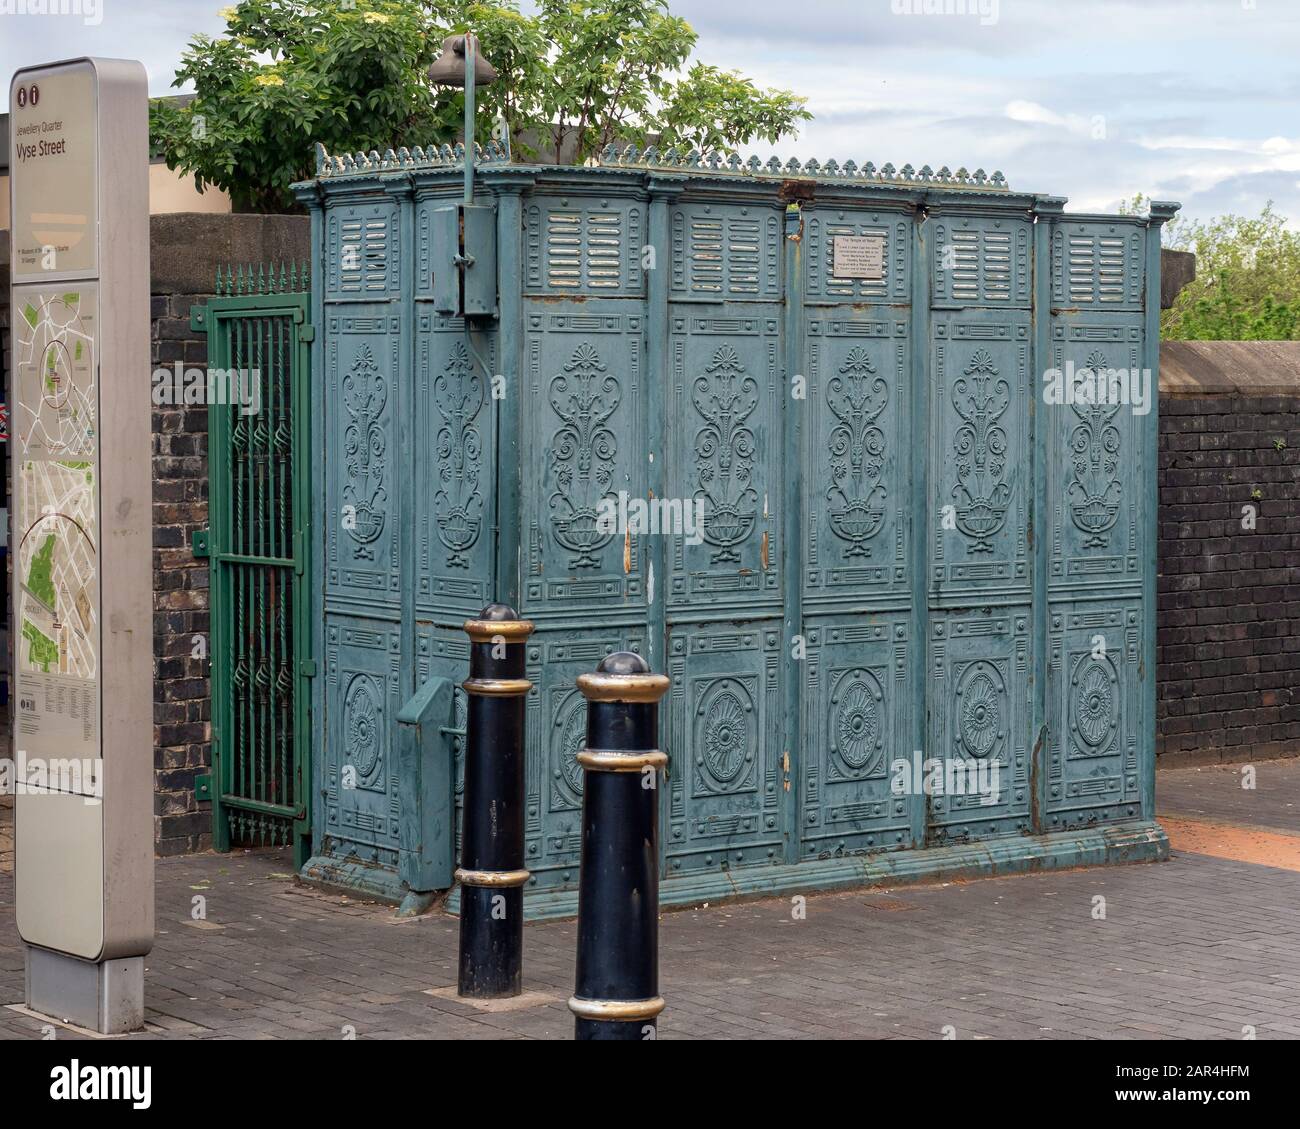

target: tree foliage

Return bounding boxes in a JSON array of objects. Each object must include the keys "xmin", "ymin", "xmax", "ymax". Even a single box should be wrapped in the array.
[
  {"xmin": 1137, "ymin": 196, "xmax": 1300, "ymax": 341},
  {"xmin": 150, "ymin": 0, "xmax": 811, "ymax": 212}
]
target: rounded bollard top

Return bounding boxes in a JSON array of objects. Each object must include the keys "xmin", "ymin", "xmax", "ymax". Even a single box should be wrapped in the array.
[
  {"xmin": 596, "ymin": 651, "xmax": 650, "ymax": 676},
  {"xmin": 578, "ymin": 651, "xmax": 669, "ymax": 703},
  {"xmin": 464, "ymin": 603, "xmax": 534, "ymax": 643}
]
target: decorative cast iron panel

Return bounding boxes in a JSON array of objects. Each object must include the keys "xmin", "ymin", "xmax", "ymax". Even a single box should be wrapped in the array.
[
  {"xmin": 805, "ymin": 209, "xmax": 911, "ymax": 304},
  {"xmin": 415, "ymin": 315, "xmax": 496, "ymax": 616},
  {"xmin": 929, "ymin": 314, "xmax": 1031, "ymax": 601},
  {"xmin": 667, "ymin": 310, "xmax": 782, "ymax": 610},
  {"xmin": 326, "ymin": 200, "xmax": 400, "ymax": 298},
  {"xmin": 325, "ymin": 310, "xmax": 402, "ymax": 608},
  {"xmin": 1051, "ymin": 219, "xmax": 1145, "ymax": 309},
  {"xmin": 303, "ymin": 160, "xmax": 1167, "ymax": 907},
  {"xmin": 1045, "ymin": 602, "xmax": 1142, "ymax": 829},
  {"xmin": 801, "ymin": 614, "xmax": 912, "ymax": 858},
  {"xmin": 670, "ymin": 203, "xmax": 783, "ymax": 300},
  {"xmin": 926, "ymin": 609, "xmax": 1031, "ymax": 840},
  {"xmin": 664, "ymin": 624, "xmax": 784, "ymax": 877},
  {"xmin": 525, "ymin": 195, "xmax": 645, "ymax": 295},
  {"xmin": 931, "ymin": 215, "xmax": 1031, "ymax": 308},
  {"xmin": 324, "ymin": 619, "xmax": 403, "ymax": 863},
  {"xmin": 1047, "ymin": 318, "xmax": 1144, "ymax": 591},
  {"xmin": 522, "ymin": 305, "xmax": 646, "ymax": 617},
  {"xmin": 805, "ymin": 317, "xmax": 910, "ymax": 607}
]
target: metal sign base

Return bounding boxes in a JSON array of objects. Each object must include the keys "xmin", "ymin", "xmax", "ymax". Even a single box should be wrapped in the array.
[{"xmin": 25, "ymin": 946, "xmax": 145, "ymax": 1035}]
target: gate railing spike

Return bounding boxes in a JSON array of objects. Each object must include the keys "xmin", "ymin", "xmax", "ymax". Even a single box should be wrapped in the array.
[{"xmin": 306, "ymin": 140, "xmax": 1011, "ymax": 190}]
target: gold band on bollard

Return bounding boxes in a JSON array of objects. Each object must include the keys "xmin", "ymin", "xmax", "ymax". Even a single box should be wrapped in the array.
[
  {"xmin": 575, "ymin": 748, "xmax": 668, "ymax": 773},
  {"xmin": 455, "ymin": 867, "xmax": 531, "ymax": 888},
  {"xmin": 576, "ymin": 671, "xmax": 670, "ymax": 704},
  {"xmin": 568, "ymin": 995, "xmax": 666, "ymax": 1022},
  {"xmin": 463, "ymin": 618, "xmax": 535, "ymax": 643},
  {"xmin": 462, "ymin": 677, "xmax": 533, "ymax": 697}
]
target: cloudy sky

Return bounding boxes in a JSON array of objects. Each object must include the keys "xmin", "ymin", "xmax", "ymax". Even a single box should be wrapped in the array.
[{"xmin": 4, "ymin": 0, "xmax": 1299, "ymax": 226}]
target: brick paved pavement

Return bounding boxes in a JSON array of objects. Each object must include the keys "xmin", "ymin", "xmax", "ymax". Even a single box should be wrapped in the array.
[
  {"xmin": 1157, "ymin": 757, "xmax": 1298, "ymax": 834},
  {"xmin": 0, "ymin": 763, "xmax": 1296, "ymax": 1040}
]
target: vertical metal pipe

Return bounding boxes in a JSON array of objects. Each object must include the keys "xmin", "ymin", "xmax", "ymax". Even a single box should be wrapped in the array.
[
  {"xmin": 779, "ymin": 202, "xmax": 804, "ymax": 864},
  {"xmin": 463, "ymin": 32, "xmax": 476, "ymax": 205},
  {"xmin": 570, "ymin": 652, "xmax": 669, "ymax": 1041},
  {"xmin": 643, "ymin": 180, "xmax": 680, "ymax": 702},
  {"xmin": 487, "ymin": 181, "xmax": 524, "ymax": 609},
  {"xmin": 457, "ymin": 602, "xmax": 535, "ymax": 998},
  {"xmin": 908, "ymin": 196, "xmax": 931, "ymax": 851},
  {"xmin": 1030, "ymin": 196, "xmax": 1065, "ymax": 832},
  {"xmin": 1143, "ymin": 202, "xmax": 1179, "ymax": 820}
]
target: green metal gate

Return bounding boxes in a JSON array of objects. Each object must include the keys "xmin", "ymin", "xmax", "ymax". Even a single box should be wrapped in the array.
[{"xmin": 193, "ymin": 264, "xmax": 313, "ymax": 867}]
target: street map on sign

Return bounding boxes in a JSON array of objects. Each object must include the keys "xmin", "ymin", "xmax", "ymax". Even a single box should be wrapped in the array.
[{"xmin": 13, "ymin": 286, "xmax": 100, "ymax": 688}]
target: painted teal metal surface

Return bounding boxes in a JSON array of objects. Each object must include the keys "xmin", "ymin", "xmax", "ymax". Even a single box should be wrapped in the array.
[{"xmin": 293, "ymin": 143, "xmax": 1178, "ymax": 915}]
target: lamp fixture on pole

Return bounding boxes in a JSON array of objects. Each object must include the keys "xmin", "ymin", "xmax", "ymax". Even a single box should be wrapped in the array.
[{"xmin": 428, "ymin": 32, "xmax": 498, "ymax": 204}]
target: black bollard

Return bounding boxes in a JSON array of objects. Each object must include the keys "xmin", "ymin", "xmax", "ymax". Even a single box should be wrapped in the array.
[
  {"xmin": 457, "ymin": 603, "xmax": 534, "ymax": 998},
  {"xmin": 569, "ymin": 652, "xmax": 669, "ymax": 1040}
]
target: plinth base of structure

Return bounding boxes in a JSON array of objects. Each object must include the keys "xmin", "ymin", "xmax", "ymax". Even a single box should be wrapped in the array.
[
  {"xmin": 445, "ymin": 819, "xmax": 1169, "ymax": 921},
  {"xmin": 299, "ymin": 853, "xmax": 410, "ymax": 904},
  {"xmin": 395, "ymin": 890, "xmax": 441, "ymax": 918},
  {"xmin": 25, "ymin": 947, "xmax": 145, "ymax": 1035}
]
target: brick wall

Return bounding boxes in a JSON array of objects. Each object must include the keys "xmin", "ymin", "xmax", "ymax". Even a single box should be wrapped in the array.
[
  {"xmin": 150, "ymin": 293, "xmax": 214, "ymax": 855},
  {"xmin": 1157, "ymin": 345, "xmax": 1300, "ymax": 764}
]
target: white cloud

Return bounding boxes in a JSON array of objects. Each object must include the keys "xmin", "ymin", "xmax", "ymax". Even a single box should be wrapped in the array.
[{"xmin": 3, "ymin": 0, "xmax": 1296, "ymax": 225}]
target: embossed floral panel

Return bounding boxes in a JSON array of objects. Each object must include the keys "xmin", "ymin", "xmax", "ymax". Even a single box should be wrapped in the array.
[
  {"xmin": 929, "ymin": 314, "xmax": 1031, "ymax": 604},
  {"xmin": 805, "ymin": 317, "xmax": 911, "ymax": 608},
  {"xmin": 666, "ymin": 311, "xmax": 783, "ymax": 612},
  {"xmin": 415, "ymin": 316, "xmax": 497, "ymax": 616},
  {"xmin": 521, "ymin": 304, "xmax": 646, "ymax": 618},
  {"xmin": 1047, "ymin": 318, "xmax": 1145, "ymax": 592},
  {"xmin": 325, "ymin": 311, "xmax": 402, "ymax": 607}
]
